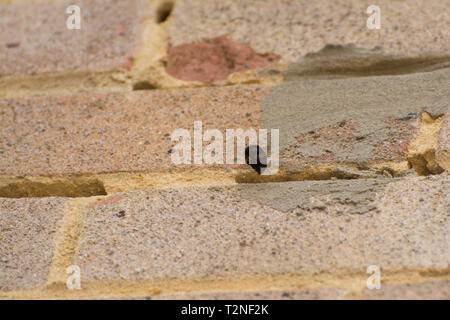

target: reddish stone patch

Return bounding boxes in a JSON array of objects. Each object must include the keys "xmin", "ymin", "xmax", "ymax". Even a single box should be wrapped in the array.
[
  {"xmin": 90, "ymin": 194, "xmax": 123, "ymax": 207},
  {"xmin": 166, "ymin": 34, "xmax": 280, "ymax": 83}
]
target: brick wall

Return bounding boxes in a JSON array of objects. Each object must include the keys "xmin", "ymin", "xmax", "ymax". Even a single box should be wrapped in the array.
[{"xmin": 0, "ymin": 0, "xmax": 449, "ymax": 299}]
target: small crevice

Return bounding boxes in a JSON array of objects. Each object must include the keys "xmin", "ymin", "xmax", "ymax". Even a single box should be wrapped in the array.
[
  {"xmin": 0, "ymin": 178, "xmax": 107, "ymax": 198},
  {"xmin": 156, "ymin": 1, "xmax": 174, "ymax": 24},
  {"xmin": 235, "ymin": 162, "xmax": 409, "ymax": 184},
  {"xmin": 286, "ymin": 44, "xmax": 450, "ymax": 80},
  {"xmin": 132, "ymin": 81, "xmax": 158, "ymax": 90}
]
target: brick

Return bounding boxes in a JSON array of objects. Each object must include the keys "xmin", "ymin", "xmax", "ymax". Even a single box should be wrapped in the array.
[
  {"xmin": 0, "ymin": 0, "xmax": 448, "ymax": 302},
  {"xmin": 0, "ymin": 197, "xmax": 66, "ymax": 291},
  {"xmin": 0, "ymin": 0, "xmax": 147, "ymax": 76},
  {"xmin": 74, "ymin": 175, "xmax": 448, "ymax": 283},
  {"xmin": 168, "ymin": 0, "xmax": 450, "ymax": 65},
  {"xmin": 0, "ymin": 86, "xmax": 269, "ymax": 176},
  {"xmin": 361, "ymin": 280, "xmax": 450, "ymax": 300},
  {"xmin": 1, "ymin": 68, "xmax": 448, "ymax": 178}
]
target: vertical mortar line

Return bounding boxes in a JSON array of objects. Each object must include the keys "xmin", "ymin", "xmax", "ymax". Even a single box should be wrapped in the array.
[
  {"xmin": 131, "ymin": 0, "xmax": 189, "ymax": 89},
  {"xmin": 132, "ymin": 0, "xmax": 167, "ymax": 80},
  {"xmin": 45, "ymin": 197, "xmax": 98, "ymax": 289},
  {"xmin": 407, "ymin": 111, "xmax": 445, "ymax": 175}
]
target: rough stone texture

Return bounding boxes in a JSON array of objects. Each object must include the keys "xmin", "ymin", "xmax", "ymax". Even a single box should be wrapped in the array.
[
  {"xmin": 407, "ymin": 110, "xmax": 447, "ymax": 175},
  {"xmin": 361, "ymin": 280, "xmax": 450, "ymax": 300},
  {"xmin": 168, "ymin": 0, "xmax": 450, "ymax": 63},
  {"xmin": 0, "ymin": 0, "xmax": 147, "ymax": 76},
  {"xmin": 0, "ymin": 197, "xmax": 66, "ymax": 291},
  {"xmin": 0, "ymin": 86, "xmax": 269, "ymax": 176},
  {"xmin": 437, "ymin": 114, "xmax": 450, "ymax": 171},
  {"xmin": 152, "ymin": 288, "xmax": 347, "ymax": 300},
  {"xmin": 261, "ymin": 61, "xmax": 449, "ymax": 167},
  {"xmin": 237, "ymin": 178, "xmax": 387, "ymax": 213},
  {"xmin": 75, "ymin": 175, "xmax": 448, "ymax": 283}
]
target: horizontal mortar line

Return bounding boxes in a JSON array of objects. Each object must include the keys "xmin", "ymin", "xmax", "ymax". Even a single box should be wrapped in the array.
[
  {"xmin": 0, "ymin": 161, "xmax": 410, "ymax": 198},
  {"xmin": 0, "ymin": 70, "xmax": 279, "ymax": 98},
  {"xmin": 3, "ymin": 59, "xmax": 448, "ymax": 98},
  {"xmin": 130, "ymin": 79, "xmax": 278, "ymax": 92},
  {"xmin": 0, "ymin": 69, "xmax": 131, "ymax": 98},
  {"xmin": 288, "ymin": 57, "xmax": 450, "ymax": 79},
  {"xmin": 2, "ymin": 267, "xmax": 449, "ymax": 300}
]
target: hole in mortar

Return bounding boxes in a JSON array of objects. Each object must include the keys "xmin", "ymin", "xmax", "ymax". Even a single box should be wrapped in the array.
[
  {"xmin": 245, "ymin": 145, "xmax": 268, "ymax": 175},
  {"xmin": 132, "ymin": 81, "xmax": 157, "ymax": 90},
  {"xmin": 156, "ymin": 1, "xmax": 174, "ymax": 23}
]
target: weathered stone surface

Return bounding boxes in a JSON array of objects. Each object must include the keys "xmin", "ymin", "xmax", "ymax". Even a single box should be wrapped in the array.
[
  {"xmin": 361, "ymin": 280, "xmax": 450, "ymax": 300},
  {"xmin": 74, "ymin": 175, "xmax": 448, "ymax": 283},
  {"xmin": 437, "ymin": 114, "xmax": 450, "ymax": 172},
  {"xmin": 168, "ymin": 0, "xmax": 450, "ymax": 63},
  {"xmin": 284, "ymin": 44, "xmax": 450, "ymax": 79},
  {"xmin": 407, "ymin": 111, "xmax": 447, "ymax": 175},
  {"xmin": 237, "ymin": 178, "xmax": 386, "ymax": 213},
  {"xmin": 0, "ymin": 0, "xmax": 147, "ymax": 76},
  {"xmin": 260, "ymin": 64, "xmax": 449, "ymax": 168},
  {"xmin": 0, "ymin": 197, "xmax": 66, "ymax": 291}
]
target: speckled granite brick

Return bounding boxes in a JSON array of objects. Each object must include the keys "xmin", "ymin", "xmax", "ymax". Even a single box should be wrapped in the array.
[
  {"xmin": 168, "ymin": 0, "xmax": 450, "ymax": 63},
  {"xmin": 0, "ymin": 86, "xmax": 269, "ymax": 176},
  {"xmin": 74, "ymin": 175, "xmax": 448, "ymax": 283},
  {"xmin": 0, "ymin": 0, "xmax": 148, "ymax": 76},
  {"xmin": 0, "ymin": 197, "xmax": 66, "ymax": 291}
]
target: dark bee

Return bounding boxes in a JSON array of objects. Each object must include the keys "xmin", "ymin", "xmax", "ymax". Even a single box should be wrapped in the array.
[{"xmin": 245, "ymin": 145, "xmax": 268, "ymax": 175}]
